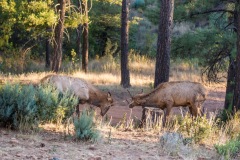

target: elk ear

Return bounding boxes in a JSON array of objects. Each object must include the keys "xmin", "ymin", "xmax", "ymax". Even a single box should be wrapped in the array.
[{"xmin": 107, "ymin": 92, "xmax": 112, "ymax": 101}]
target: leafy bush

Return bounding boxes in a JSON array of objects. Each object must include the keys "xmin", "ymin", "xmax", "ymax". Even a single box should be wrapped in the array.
[
  {"xmin": 36, "ymin": 84, "xmax": 78, "ymax": 124},
  {"xmin": 0, "ymin": 48, "xmax": 35, "ymax": 73},
  {"xmin": 74, "ymin": 109, "xmax": 100, "ymax": 142},
  {"xmin": 224, "ymin": 111, "xmax": 240, "ymax": 140},
  {"xmin": 0, "ymin": 84, "xmax": 37, "ymax": 130},
  {"xmin": 215, "ymin": 136, "xmax": 240, "ymax": 160},
  {"xmin": 177, "ymin": 114, "xmax": 216, "ymax": 143},
  {"xmin": 0, "ymin": 83, "xmax": 79, "ymax": 130}
]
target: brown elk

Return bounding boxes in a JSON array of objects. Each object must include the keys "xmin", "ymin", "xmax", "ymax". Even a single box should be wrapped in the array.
[
  {"xmin": 41, "ymin": 74, "xmax": 114, "ymax": 116},
  {"xmin": 128, "ymin": 81, "xmax": 207, "ymax": 124}
]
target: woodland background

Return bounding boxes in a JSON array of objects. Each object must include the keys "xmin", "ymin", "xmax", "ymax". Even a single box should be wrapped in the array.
[{"xmin": 1, "ymin": 1, "xmax": 240, "ymax": 159}]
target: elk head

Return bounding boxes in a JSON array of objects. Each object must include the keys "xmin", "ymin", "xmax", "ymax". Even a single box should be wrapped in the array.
[
  {"xmin": 127, "ymin": 89, "xmax": 146, "ymax": 108},
  {"xmin": 99, "ymin": 92, "xmax": 113, "ymax": 116}
]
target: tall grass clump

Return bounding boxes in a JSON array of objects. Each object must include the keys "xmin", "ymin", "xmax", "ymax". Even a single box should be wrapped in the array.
[
  {"xmin": 213, "ymin": 111, "xmax": 240, "ymax": 159},
  {"xmin": 0, "ymin": 83, "xmax": 79, "ymax": 130},
  {"xmin": 163, "ymin": 114, "xmax": 218, "ymax": 144},
  {"xmin": 74, "ymin": 109, "xmax": 100, "ymax": 142},
  {"xmin": 89, "ymin": 38, "xmax": 120, "ymax": 73},
  {"xmin": 215, "ymin": 136, "xmax": 240, "ymax": 160}
]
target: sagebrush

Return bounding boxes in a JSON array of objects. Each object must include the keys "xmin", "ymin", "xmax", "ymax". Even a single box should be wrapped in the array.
[
  {"xmin": 74, "ymin": 109, "xmax": 100, "ymax": 142},
  {"xmin": 0, "ymin": 83, "xmax": 78, "ymax": 130}
]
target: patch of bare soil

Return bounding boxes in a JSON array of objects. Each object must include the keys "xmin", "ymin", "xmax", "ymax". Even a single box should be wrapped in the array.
[{"xmin": 0, "ymin": 86, "xmax": 231, "ymax": 160}]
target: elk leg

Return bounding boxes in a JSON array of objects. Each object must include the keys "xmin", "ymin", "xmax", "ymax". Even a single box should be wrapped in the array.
[
  {"xmin": 76, "ymin": 99, "xmax": 87, "ymax": 117},
  {"xmin": 197, "ymin": 101, "xmax": 205, "ymax": 116},
  {"xmin": 188, "ymin": 106, "xmax": 193, "ymax": 116},
  {"xmin": 75, "ymin": 99, "xmax": 81, "ymax": 118},
  {"xmin": 190, "ymin": 104, "xmax": 199, "ymax": 117},
  {"xmin": 163, "ymin": 103, "xmax": 173, "ymax": 127}
]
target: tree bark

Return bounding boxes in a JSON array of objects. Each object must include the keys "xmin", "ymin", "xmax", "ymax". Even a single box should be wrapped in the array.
[
  {"xmin": 224, "ymin": 57, "xmax": 235, "ymax": 110},
  {"xmin": 233, "ymin": 2, "xmax": 240, "ymax": 111},
  {"xmin": 45, "ymin": 38, "xmax": 51, "ymax": 69},
  {"xmin": 120, "ymin": 0, "xmax": 131, "ymax": 88},
  {"xmin": 76, "ymin": 0, "xmax": 82, "ymax": 64},
  {"xmin": 52, "ymin": 0, "xmax": 66, "ymax": 72},
  {"xmin": 76, "ymin": 26, "xmax": 82, "ymax": 59},
  {"xmin": 82, "ymin": 0, "xmax": 89, "ymax": 73},
  {"xmin": 154, "ymin": 0, "xmax": 174, "ymax": 88}
]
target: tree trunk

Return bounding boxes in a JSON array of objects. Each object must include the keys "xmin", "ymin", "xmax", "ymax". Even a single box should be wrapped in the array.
[
  {"xmin": 224, "ymin": 56, "xmax": 235, "ymax": 110},
  {"xmin": 76, "ymin": 0, "xmax": 82, "ymax": 63},
  {"xmin": 52, "ymin": 0, "xmax": 66, "ymax": 72},
  {"xmin": 76, "ymin": 26, "xmax": 82, "ymax": 58},
  {"xmin": 154, "ymin": 0, "xmax": 174, "ymax": 88},
  {"xmin": 233, "ymin": 3, "xmax": 240, "ymax": 111},
  {"xmin": 45, "ymin": 38, "xmax": 51, "ymax": 69},
  {"xmin": 76, "ymin": 26, "xmax": 82, "ymax": 62},
  {"xmin": 120, "ymin": 0, "xmax": 131, "ymax": 88},
  {"xmin": 82, "ymin": 0, "xmax": 89, "ymax": 73}
]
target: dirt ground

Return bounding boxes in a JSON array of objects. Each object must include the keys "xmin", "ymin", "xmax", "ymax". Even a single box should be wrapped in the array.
[{"xmin": 0, "ymin": 85, "xmax": 232, "ymax": 160}]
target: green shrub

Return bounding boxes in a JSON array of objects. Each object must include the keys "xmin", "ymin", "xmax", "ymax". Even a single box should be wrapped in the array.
[
  {"xmin": 177, "ymin": 114, "xmax": 215, "ymax": 143},
  {"xmin": 0, "ymin": 83, "xmax": 79, "ymax": 130},
  {"xmin": 0, "ymin": 48, "xmax": 34, "ymax": 73},
  {"xmin": 225, "ymin": 112, "xmax": 240, "ymax": 140},
  {"xmin": 215, "ymin": 136, "xmax": 240, "ymax": 160},
  {"xmin": 0, "ymin": 84, "xmax": 37, "ymax": 130},
  {"xmin": 74, "ymin": 109, "xmax": 100, "ymax": 142},
  {"xmin": 216, "ymin": 109, "xmax": 233, "ymax": 124},
  {"xmin": 36, "ymin": 84, "xmax": 78, "ymax": 124}
]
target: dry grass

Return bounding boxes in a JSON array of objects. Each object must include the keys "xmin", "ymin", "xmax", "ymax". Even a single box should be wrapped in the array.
[
  {"xmin": 0, "ymin": 55, "xmax": 233, "ymax": 159},
  {"xmin": 0, "ymin": 54, "xmax": 209, "ymax": 88}
]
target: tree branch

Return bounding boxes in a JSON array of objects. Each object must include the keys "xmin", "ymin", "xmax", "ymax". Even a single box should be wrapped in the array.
[{"xmin": 190, "ymin": 9, "xmax": 234, "ymax": 17}]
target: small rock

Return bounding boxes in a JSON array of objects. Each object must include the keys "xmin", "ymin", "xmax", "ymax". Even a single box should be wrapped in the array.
[
  {"xmin": 1, "ymin": 130, "xmax": 8, "ymax": 135},
  {"xmin": 40, "ymin": 143, "xmax": 45, "ymax": 147},
  {"xmin": 88, "ymin": 145, "xmax": 97, "ymax": 150},
  {"xmin": 2, "ymin": 153, "xmax": 8, "ymax": 157},
  {"xmin": 50, "ymin": 157, "xmax": 60, "ymax": 160},
  {"xmin": 88, "ymin": 157, "xmax": 102, "ymax": 160},
  {"xmin": 16, "ymin": 153, "xmax": 22, "ymax": 157},
  {"xmin": 26, "ymin": 155, "xmax": 38, "ymax": 160},
  {"xmin": 10, "ymin": 138, "xmax": 19, "ymax": 144}
]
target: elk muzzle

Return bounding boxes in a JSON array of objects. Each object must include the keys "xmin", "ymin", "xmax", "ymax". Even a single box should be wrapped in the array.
[{"xmin": 129, "ymin": 102, "xmax": 135, "ymax": 108}]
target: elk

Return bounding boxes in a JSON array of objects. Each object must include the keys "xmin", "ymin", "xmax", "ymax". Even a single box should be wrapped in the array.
[
  {"xmin": 40, "ymin": 74, "xmax": 114, "ymax": 116},
  {"xmin": 128, "ymin": 81, "xmax": 207, "ymax": 124}
]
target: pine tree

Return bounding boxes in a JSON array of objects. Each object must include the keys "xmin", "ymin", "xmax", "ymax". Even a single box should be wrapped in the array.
[
  {"xmin": 120, "ymin": 0, "xmax": 131, "ymax": 88},
  {"xmin": 154, "ymin": 0, "xmax": 174, "ymax": 88}
]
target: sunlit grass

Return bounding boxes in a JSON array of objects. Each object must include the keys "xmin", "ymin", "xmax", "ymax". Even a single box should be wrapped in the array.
[
  {"xmin": 0, "ymin": 54, "xmax": 208, "ymax": 87},
  {"xmin": 0, "ymin": 53, "xmax": 233, "ymax": 159}
]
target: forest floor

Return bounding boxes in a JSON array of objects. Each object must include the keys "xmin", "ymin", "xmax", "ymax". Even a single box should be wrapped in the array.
[{"xmin": 1, "ymin": 84, "xmax": 235, "ymax": 160}]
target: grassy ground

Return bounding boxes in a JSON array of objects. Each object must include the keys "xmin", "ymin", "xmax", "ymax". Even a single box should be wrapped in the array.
[{"xmin": 0, "ymin": 56, "xmax": 238, "ymax": 160}]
